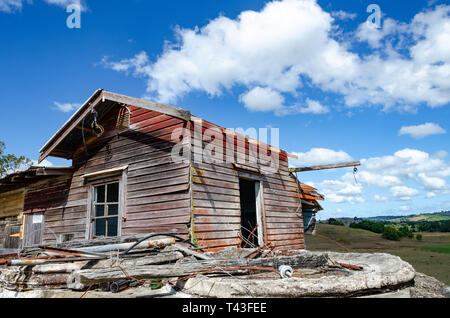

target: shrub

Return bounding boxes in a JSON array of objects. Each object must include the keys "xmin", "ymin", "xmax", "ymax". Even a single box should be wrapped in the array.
[
  {"xmin": 416, "ymin": 234, "xmax": 423, "ymax": 241},
  {"xmin": 350, "ymin": 220, "xmax": 385, "ymax": 233},
  {"xmin": 328, "ymin": 218, "xmax": 345, "ymax": 226},
  {"xmin": 382, "ymin": 226, "xmax": 401, "ymax": 241},
  {"xmin": 398, "ymin": 225, "xmax": 414, "ymax": 238}
]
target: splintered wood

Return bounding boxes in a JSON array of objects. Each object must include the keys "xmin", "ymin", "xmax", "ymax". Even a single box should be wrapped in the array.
[{"xmin": 0, "ymin": 238, "xmax": 331, "ymax": 293}]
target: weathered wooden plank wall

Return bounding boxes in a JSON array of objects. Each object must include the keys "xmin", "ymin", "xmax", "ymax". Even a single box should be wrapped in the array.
[
  {"xmin": 24, "ymin": 175, "xmax": 74, "ymax": 245},
  {"xmin": 0, "ymin": 216, "xmax": 22, "ymax": 249},
  {"xmin": 0, "ymin": 189, "xmax": 25, "ymax": 248},
  {"xmin": 23, "ymin": 213, "xmax": 44, "ymax": 247},
  {"xmin": 189, "ymin": 119, "xmax": 304, "ymax": 251},
  {"xmin": 0, "ymin": 189, "xmax": 24, "ymax": 218},
  {"xmin": 36, "ymin": 105, "xmax": 191, "ymax": 244}
]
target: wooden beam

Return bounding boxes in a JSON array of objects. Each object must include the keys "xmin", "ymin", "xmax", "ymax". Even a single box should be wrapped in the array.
[
  {"xmin": 82, "ymin": 165, "xmax": 128, "ymax": 180},
  {"xmin": 74, "ymin": 125, "xmax": 97, "ymax": 135},
  {"xmin": 173, "ymin": 244, "xmax": 212, "ymax": 260},
  {"xmin": 102, "ymin": 91, "xmax": 191, "ymax": 121},
  {"xmin": 67, "ymin": 253, "xmax": 329, "ymax": 289},
  {"xmin": 39, "ymin": 90, "xmax": 104, "ymax": 163},
  {"xmin": 46, "ymin": 150, "xmax": 72, "ymax": 158},
  {"xmin": 33, "ymin": 167, "xmax": 74, "ymax": 176},
  {"xmin": 290, "ymin": 161, "xmax": 361, "ymax": 173}
]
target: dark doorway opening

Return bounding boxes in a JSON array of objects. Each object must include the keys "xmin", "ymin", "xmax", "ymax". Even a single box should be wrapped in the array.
[{"xmin": 239, "ymin": 178, "xmax": 260, "ymax": 247}]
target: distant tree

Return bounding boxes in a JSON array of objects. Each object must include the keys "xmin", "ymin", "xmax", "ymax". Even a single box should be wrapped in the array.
[
  {"xmin": 382, "ymin": 226, "xmax": 401, "ymax": 241},
  {"xmin": 415, "ymin": 220, "xmax": 450, "ymax": 233},
  {"xmin": 398, "ymin": 225, "xmax": 414, "ymax": 238},
  {"xmin": 0, "ymin": 141, "xmax": 31, "ymax": 178},
  {"xmin": 350, "ymin": 220, "xmax": 385, "ymax": 233},
  {"xmin": 328, "ymin": 218, "xmax": 345, "ymax": 226}
]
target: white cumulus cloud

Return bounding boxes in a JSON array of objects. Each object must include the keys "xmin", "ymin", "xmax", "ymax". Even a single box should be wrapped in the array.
[
  {"xmin": 343, "ymin": 171, "xmax": 402, "ymax": 188},
  {"xmin": 291, "ymin": 147, "xmax": 450, "ymax": 206},
  {"xmin": 291, "ymin": 148, "xmax": 353, "ymax": 167},
  {"xmin": 0, "ymin": 0, "xmax": 26, "ymax": 12},
  {"xmin": 399, "ymin": 122, "xmax": 446, "ymax": 139},
  {"xmin": 103, "ymin": 1, "xmax": 450, "ymax": 114},
  {"xmin": 417, "ymin": 173, "xmax": 448, "ymax": 191},
  {"xmin": 239, "ymin": 87, "xmax": 285, "ymax": 112},
  {"xmin": 0, "ymin": 0, "xmax": 84, "ymax": 13},
  {"xmin": 298, "ymin": 99, "xmax": 330, "ymax": 114},
  {"xmin": 331, "ymin": 10, "xmax": 356, "ymax": 21},
  {"xmin": 306, "ymin": 179, "xmax": 363, "ymax": 204},
  {"xmin": 53, "ymin": 101, "xmax": 81, "ymax": 113},
  {"xmin": 426, "ymin": 192, "xmax": 437, "ymax": 199},
  {"xmin": 390, "ymin": 186, "xmax": 420, "ymax": 201}
]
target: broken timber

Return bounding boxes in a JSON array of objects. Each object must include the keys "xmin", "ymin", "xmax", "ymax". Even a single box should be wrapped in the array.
[
  {"xmin": 289, "ymin": 161, "xmax": 361, "ymax": 173},
  {"xmin": 67, "ymin": 252, "xmax": 328, "ymax": 290}
]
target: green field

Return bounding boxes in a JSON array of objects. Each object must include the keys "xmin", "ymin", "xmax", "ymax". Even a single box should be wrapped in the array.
[
  {"xmin": 305, "ymin": 224, "xmax": 450, "ymax": 285},
  {"xmin": 419, "ymin": 245, "xmax": 450, "ymax": 254}
]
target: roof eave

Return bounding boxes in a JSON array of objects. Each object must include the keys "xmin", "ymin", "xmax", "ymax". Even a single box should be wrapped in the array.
[
  {"xmin": 38, "ymin": 90, "xmax": 193, "ymax": 164},
  {"xmin": 38, "ymin": 89, "xmax": 104, "ymax": 162}
]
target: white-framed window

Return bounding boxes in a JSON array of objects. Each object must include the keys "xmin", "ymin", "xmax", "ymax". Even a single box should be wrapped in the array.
[
  {"xmin": 92, "ymin": 182, "xmax": 120, "ymax": 237},
  {"xmin": 84, "ymin": 166, "xmax": 128, "ymax": 239}
]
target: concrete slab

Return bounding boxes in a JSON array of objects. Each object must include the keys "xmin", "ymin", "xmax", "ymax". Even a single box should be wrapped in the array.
[{"xmin": 182, "ymin": 252, "xmax": 416, "ymax": 298}]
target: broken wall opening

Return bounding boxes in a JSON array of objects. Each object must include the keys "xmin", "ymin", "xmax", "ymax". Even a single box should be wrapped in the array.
[{"xmin": 239, "ymin": 178, "xmax": 263, "ymax": 247}]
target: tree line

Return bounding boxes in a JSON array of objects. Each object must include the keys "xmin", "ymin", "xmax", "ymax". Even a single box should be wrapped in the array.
[{"xmin": 347, "ymin": 220, "xmax": 414, "ymax": 241}]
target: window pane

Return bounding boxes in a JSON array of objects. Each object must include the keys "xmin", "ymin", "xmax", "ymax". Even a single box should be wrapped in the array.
[
  {"xmin": 94, "ymin": 218, "xmax": 106, "ymax": 237},
  {"xmin": 107, "ymin": 217, "xmax": 118, "ymax": 237},
  {"xmin": 108, "ymin": 204, "xmax": 119, "ymax": 216},
  {"xmin": 95, "ymin": 205, "xmax": 105, "ymax": 217},
  {"xmin": 94, "ymin": 185, "xmax": 105, "ymax": 203},
  {"xmin": 107, "ymin": 183, "xmax": 119, "ymax": 202}
]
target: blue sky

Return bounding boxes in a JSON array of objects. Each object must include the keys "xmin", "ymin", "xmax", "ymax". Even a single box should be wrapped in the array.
[{"xmin": 1, "ymin": 0, "xmax": 449, "ymax": 219}]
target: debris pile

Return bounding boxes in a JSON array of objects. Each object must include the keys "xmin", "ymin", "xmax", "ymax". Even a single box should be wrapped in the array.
[
  {"xmin": 1, "ymin": 234, "xmax": 427, "ymax": 298},
  {"xmin": 0, "ymin": 234, "xmax": 356, "ymax": 296}
]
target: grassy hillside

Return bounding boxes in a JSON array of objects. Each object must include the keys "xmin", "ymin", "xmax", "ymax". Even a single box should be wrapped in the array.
[
  {"xmin": 364, "ymin": 211, "xmax": 450, "ymax": 223},
  {"xmin": 305, "ymin": 224, "xmax": 450, "ymax": 285}
]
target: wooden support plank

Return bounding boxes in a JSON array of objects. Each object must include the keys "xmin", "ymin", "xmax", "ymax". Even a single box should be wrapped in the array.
[
  {"xmin": 102, "ymin": 90, "xmax": 191, "ymax": 121},
  {"xmin": 290, "ymin": 161, "xmax": 361, "ymax": 173},
  {"xmin": 67, "ymin": 253, "xmax": 328, "ymax": 289}
]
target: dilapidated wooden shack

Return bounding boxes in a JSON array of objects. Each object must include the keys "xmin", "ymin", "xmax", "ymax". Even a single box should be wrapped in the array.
[
  {"xmin": 0, "ymin": 167, "xmax": 73, "ymax": 250},
  {"xmin": 1, "ymin": 90, "xmax": 324, "ymax": 252}
]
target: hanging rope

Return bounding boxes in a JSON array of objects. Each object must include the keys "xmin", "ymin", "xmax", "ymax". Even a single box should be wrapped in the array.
[
  {"xmin": 90, "ymin": 109, "xmax": 104, "ymax": 137},
  {"xmin": 353, "ymin": 166, "xmax": 359, "ymax": 185}
]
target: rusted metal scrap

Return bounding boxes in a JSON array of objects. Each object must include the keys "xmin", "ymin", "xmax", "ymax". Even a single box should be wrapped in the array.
[
  {"xmin": 0, "ymin": 255, "xmax": 68, "ymax": 266},
  {"xmin": 328, "ymin": 257, "xmax": 363, "ymax": 271},
  {"xmin": 336, "ymin": 262, "xmax": 363, "ymax": 271}
]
